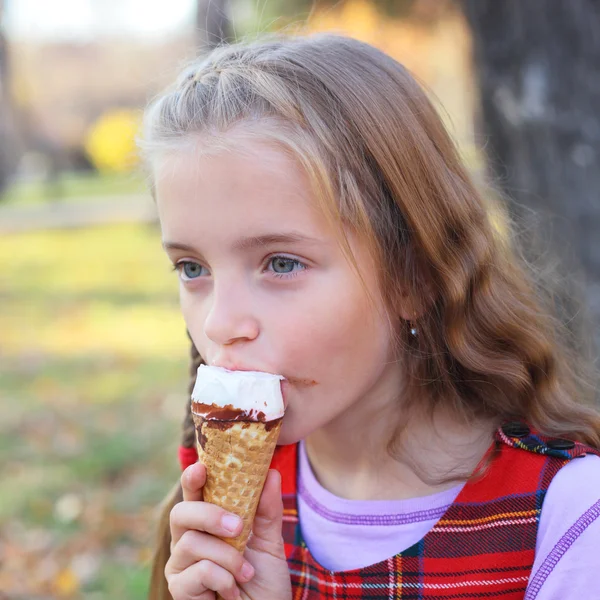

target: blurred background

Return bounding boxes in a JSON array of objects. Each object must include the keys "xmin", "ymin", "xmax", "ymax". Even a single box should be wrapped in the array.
[{"xmin": 1, "ymin": 1, "xmax": 598, "ymax": 598}]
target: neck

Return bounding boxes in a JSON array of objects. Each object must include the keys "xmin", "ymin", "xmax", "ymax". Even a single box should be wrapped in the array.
[{"xmin": 304, "ymin": 387, "xmax": 496, "ymax": 501}]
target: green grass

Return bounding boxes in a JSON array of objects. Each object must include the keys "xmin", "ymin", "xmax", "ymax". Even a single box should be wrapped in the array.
[
  {"xmin": 85, "ymin": 560, "xmax": 151, "ymax": 598},
  {"xmin": 0, "ymin": 222, "xmax": 191, "ymax": 599},
  {"xmin": 1, "ymin": 170, "xmax": 147, "ymax": 204}
]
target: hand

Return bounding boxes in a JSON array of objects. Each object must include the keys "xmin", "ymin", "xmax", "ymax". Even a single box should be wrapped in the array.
[{"xmin": 165, "ymin": 462, "xmax": 292, "ymax": 600}]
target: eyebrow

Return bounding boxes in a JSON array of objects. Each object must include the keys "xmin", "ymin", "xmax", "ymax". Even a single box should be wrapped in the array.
[{"xmin": 162, "ymin": 232, "xmax": 321, "ymax": 254}]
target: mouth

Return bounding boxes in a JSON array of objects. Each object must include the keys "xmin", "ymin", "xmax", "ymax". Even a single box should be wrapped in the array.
[
  {"xmin": 210, "ymin": 363, "xmax": 259, "ymax": 373},
  {"xmin": 209, "ymin": 361, "xmax": 316, "ymax": 410}
]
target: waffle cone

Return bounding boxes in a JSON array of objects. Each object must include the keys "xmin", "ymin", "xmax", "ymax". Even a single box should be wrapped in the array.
[{"xmin": 193, "ymin": 415, "xmax": 282, "ymax": 553}]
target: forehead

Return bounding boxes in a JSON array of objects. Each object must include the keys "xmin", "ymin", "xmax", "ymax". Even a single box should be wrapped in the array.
[{"xmin": 153, "ymin": 137, "xmax": 325, "ymax": 236}]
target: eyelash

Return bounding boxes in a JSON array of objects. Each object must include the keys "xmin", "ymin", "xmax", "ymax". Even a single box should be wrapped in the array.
[{"xmin": 171, "ymin": 256, "xmax": 307, "ymax": 282}]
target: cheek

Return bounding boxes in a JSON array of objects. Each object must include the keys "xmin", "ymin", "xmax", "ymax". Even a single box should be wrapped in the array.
[
  {"xmin": 178, "ymin": 291, "xmax": 208, "ymax": 348},
  {"xmin": 276, "ymin": 280, "xmax": 388, "ymax": 369}
]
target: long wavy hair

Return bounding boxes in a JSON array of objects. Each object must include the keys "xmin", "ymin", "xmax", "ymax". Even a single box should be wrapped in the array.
[{"xmin": 139, "ymin": 33, "xmax": 600, "ymax": 600}]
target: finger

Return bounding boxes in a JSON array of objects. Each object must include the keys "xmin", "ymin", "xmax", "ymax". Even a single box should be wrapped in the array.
[
  {"xmin": 170, "ymin": 501, "xmax": 244, "ymax": 548},
  {"xmin": 246, "ymin": 469, "xmax": 285, "ymax": 557},
  {"xmin": 181, "ymin": 462, "xmax": 206, "ymax": 502},
  {"xmin": 168, "ymin": 559, "xmax": 241, "ymax": 600},
  {"xmin": 168, "ymin": 530, "xmax": 255, "ymax": 584}
]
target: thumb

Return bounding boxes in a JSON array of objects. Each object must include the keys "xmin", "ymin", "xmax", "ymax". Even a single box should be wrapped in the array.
[{"xmin": 247, "ymin": 469, "xmax": 285, "ymax": 557}]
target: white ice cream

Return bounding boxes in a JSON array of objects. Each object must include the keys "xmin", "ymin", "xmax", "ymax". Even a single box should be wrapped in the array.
[{"xmin": 191, "ymin": 365, "xmax": 285, "ymax": 421}]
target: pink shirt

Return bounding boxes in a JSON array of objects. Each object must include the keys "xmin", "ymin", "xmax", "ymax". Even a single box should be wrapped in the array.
[{"xmin": 297, "ymin": 440, "xmax": 600, "ymax": 599}]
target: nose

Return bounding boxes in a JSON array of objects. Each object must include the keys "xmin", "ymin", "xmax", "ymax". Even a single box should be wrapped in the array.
[{"xmin": 202, "ymin": 282, "xmax": 260, "ymax": 346}]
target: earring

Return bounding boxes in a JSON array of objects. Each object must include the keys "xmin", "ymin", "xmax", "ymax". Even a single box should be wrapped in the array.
[{"xmin": 409, "ymin": 312, "xmax": 418, "ymax": 337}]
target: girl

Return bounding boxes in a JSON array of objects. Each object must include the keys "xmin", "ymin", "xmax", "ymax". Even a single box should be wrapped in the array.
[{"xmin": 139, "ymin": 34, "xmax": 600, "ymax": 600}]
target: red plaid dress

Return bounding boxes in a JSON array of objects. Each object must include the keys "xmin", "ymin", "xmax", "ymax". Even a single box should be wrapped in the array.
[{"xmin": 269, "ymin": 423, "xmax": 600, "ymax": 599}]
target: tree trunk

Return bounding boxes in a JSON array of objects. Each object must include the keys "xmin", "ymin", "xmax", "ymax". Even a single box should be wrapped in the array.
[
  {"xmin": 0, "ymin": 0, "xmax": 27, "ymax": 201},
  {"xmin": 0, "ymin": 0, "xmax": 14, "ymax": 196},
  {"xmin": 462, "ymin": 0, "xmax": 600, "ymax": 358},
  {"xmin": 196, "ymin": 0, "xmax": 233, "ymax": 52}
]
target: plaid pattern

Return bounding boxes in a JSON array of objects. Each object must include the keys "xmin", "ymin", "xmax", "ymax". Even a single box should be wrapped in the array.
[{"xmin": 269, "ymin": 426, "xmax": 600, "ymax": 599}]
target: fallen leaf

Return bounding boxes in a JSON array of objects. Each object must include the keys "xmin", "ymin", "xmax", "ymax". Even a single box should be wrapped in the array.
[{"xmin": 53, "ymin": 567, "xmax": 79, "ymax": 597}]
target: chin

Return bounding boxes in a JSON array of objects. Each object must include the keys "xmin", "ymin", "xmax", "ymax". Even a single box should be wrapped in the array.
[{"xmin": 276, "ymin": 417, "xmax": 305, "ymax": 447}]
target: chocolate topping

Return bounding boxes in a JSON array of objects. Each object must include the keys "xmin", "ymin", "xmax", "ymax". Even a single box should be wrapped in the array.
[
  {"xmin": 196, "ymin": 426, "xmax": 208, "ymax": 450},
  {"xmin": 195, "ymin": 417, "xmax": 283, "ymax": 449},
  {"xmin": 265, "ymin": 418, "xmax": 282, "ymax": 431},
  {"xmin": 192, "ymin": 401, "xmax": 275, "ymax": 423}
]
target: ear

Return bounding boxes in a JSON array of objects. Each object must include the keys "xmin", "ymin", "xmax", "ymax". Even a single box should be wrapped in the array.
[
  {"xmin": 398, "ymin": 295, "xmax": 422, "ymax": 322},
  {"xmin": 397, "ymin": 259, "xmax": 439, "ymax": 321}
]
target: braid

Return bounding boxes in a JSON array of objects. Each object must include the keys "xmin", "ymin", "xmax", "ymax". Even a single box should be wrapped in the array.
[
  {"xmin": 148, "ymin": 332, "xmax": 203, "ymax": 600},
  {"xmin": 183, "ymin": 330, "xmax": 204, "ymax": 448}
]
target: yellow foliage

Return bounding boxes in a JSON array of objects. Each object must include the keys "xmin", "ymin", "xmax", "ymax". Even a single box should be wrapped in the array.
[
  {"xmin": 53, "ymin": 568, "xmax": 79, "ymax": 597},
  {"xmin": 339, "ymin": 0, "xmax": 379, "ymax": 39},
  {"xmin": 306, "ymin": 0, "xmax": 479, "ymax": 166},
  {"xmin": 85, "ymin": 109, "xmax": 141, "ymax": 173}
]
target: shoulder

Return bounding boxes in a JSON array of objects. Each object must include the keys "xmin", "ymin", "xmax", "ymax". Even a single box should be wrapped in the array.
[
  {"xmin": 538, "ymin": 453, "xmax": 600, "ymax": 548},
  {"xmin": 526, "ymin": 454, "xmax": 600, "ymax": 599},
  {"xmin": 543, "ymin": 452, "xmax": 600, "ymax": 519}
]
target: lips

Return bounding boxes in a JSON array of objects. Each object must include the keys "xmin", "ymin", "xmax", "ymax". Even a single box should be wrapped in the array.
[
  {"xmin": 210, "ymin": 362, "xmax": 261, "ymax": 373},
  {"xmin": 208, "ymin": 361, "xmax": 315, "ymax": 411},
  {"xmin": 210, "ymin": 361, "xmax": 289, "ymax": 408}
]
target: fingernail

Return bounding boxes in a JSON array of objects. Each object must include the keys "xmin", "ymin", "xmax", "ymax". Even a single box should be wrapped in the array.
[
  {"xmin": 241, "ymin": 561, "xmax": 255, "ymax": 581},
  {"xmin": 221, "ymin": 513, "xmax": 242, "ymax": 533}
]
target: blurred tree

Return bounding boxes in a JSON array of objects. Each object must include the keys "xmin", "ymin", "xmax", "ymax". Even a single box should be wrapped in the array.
[
  {"xmin": 0, "ymin": 0, "xmax": 19, "ymax": 197},
  {"xmin": 462, "ymin": 0, "xmax": 600, "ymax": 357},
  {"xmin": 196, "ymin": 0, "xmax": 233, "ymax": 51},
  {"xmin": 264, "ymin": 0, "xmax": 453, "ymax": 22}
]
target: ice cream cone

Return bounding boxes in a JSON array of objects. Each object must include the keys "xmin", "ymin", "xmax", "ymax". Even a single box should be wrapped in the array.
[
  {"xmin": 193, "ymin": 415, "xmax": 283, "ymax": 552},
  {"xmin": 190, "ymin": 366, "xmax": 285, "ymax": 600}
]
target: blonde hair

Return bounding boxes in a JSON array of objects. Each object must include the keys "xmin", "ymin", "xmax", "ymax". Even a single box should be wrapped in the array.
[{"xmin": 139, "ymin": 33, "xmax": 600, "ymax": 600}]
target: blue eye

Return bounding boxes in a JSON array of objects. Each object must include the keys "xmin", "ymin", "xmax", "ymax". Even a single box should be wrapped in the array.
[
  {"xmin": 175, "ymin": 261, "xmax": 207, "ymax": 280},
  {"xmin": 171, "ymin": 257, "xmax": 306, "ymax": 282},
  {"xmin": 268, "ymin": 256, "xmax": 305, "ymax": 277}
]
